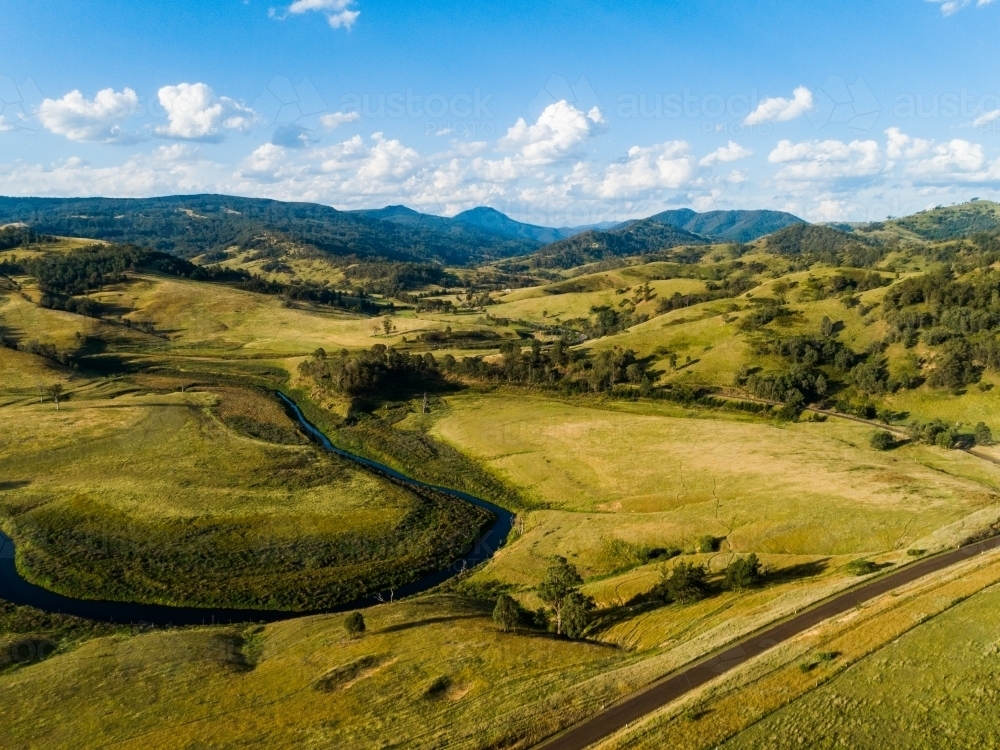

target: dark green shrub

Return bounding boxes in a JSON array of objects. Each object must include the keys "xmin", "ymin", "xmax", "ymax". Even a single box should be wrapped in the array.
[
  {"xmin": 695, "ymin": 535, "xmax": 720, "ymax": 553},
  {"xmin": 845, "ymin": 559, "xmax": 878, "ymax": 576},
  {"xmin": 653, "ymin": 561, "xmax": 709, "ymax": 604},
  {"xmin": 870, "ymin": 431, "xmax": 896, "ymax": 451},
  {"xmin": 561, "ymin": 591, "xmax": 595, "ymax": 639},
  {"xmin": 723, "ymin": 553, "xmax": 763, "ymax": 591},
  {"xmin": 492, "ymin": 594, "xmax": 523, "ymax": 633},
  {"xmin": 344, "ymin": 611, "xmax": 366, "ymax": 638}
]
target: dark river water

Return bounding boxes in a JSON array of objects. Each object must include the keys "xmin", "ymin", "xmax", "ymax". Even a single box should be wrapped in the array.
[{"xmin": 0, "ymin": 394, "xmax": 513, "ymax": 626}]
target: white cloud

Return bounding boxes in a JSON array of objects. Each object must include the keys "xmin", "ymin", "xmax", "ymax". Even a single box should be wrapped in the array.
[
  {"xmin": 927, "ymin": 0, "xmax": 996, "ymax": 16},
  {"xmin": 972, "ymin": 109, "xmax": 1000, "ymax": 127},
  {"xmin": 0, "ymin": 115, "xmax": 14, "ymax": 132},
  {"xmin": 242, "ymin": 143, "xmax": 292, "ymax": 179},
  {"xmin": 744, "ymin": 86, "xmax": 814, "ymax": 126},
  {"xmin": 498, "ymin": 100, "xmax": 604, "ymax": 166},
  {"xmin": 274, "ymin": 0, "xmax": 360, "ymax": 30},
  {"xmin": 597, "ymin": 141, "xmax": 696, "ymax": 198},
  {"xmin": 155, "ymin": 83, "xmax": 255, "ymax": 141},
  {"xmin": 319, "ymin": 111, "xmax": 360, "ymax": 129},
  {"xmin": 768, "ymin": 138, "xmax": 882, "ymax": 182},
  {"xmin": 812, "ymin": 199, "xmax": 848, "ymax": 222},
  {"xmin": 37, "ymin": 88, "xmax": 139, "ymax": 143},
  {"xmin": 885, "ymin": 126, "xmax": 933, "ymax": 160},
  {"xmin": 699, "ymin": 141, "xmax": 753, "ymax": 167},
  {"xmin": 884, "ymin": 127, "xmax": 1000, "ymax": 183}
]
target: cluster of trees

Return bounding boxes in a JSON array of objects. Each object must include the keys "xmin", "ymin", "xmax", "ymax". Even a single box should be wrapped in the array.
[
  {"xmin": 411, "ymin": 297, "xmax": 455, "ymax": 314},
  {"xmin": 0, "ymin": 226, "xmax": 51, "ymax": 250},
  {"xmin": 493, "ymin": 551, "xmax": 766, "ymax": 639},
  {"xmin": 765, "ymin": 223, "xmax": 886, "ymax": 268},
  {"xmin": 443, "ymin": 340, "xmax": 650, "ymax": 393},
  {"xmin": 904, "ymin": 419, "xmax": 993, "ymax": 449},
  {"xmin": 738, "ymin": 301, "xmax": 792, "ymax": 331},
  {"xmin": 737, "ymin": 365, "xmax": 828, "ymax": 406},
  {"xmin": 906, "ymin": 419, "xmax": 960, "ymax": 448},
  {"xmin": 415, "ymin": 328, "xmax": 502, "ymax": 349},
  {"xmin": 28, "ymin": 244, "xmax": 140, "ymax": 295},
  {"xmin": 493, "ymin": 557, "xmax": 593, "ymax": 638},
  {"xmin": 38, "ymin": 294, "xmax": 108, "ymax": 318},
  {"xmin": 881, "ymin": 267, "xmax": 1000, "ymax": 388},
  {"xmin": 797, "ymin": 271, "xmax": 890, "ymax": 301},
  {"xmin": 738, "ymin": 321, "xmax": 912, "ymax": 406},
  {"xmin": 298, "ymin": 345, "xmax": 442, "ymax": 397},
  {"xmin": 344, "ymin": 261, "xmax": 456, "ymax": 296},
  {"xmin": 7, "ymin": 339, "xmax": 73, "ymax": 366},
  {"xmin": 753, "ymin": 333, "xmax": 856, "ymax": 372},
  {"xmin": 655, "ymin": 273, "xmax": 758, "ymax": 315},
  {"xmin": 649, "ymin": 553, "xmax": 764, "ymax": 604},
  {"xmin": 300, "ymin": 339, "xmax": 655, "ymax": 399},
  {"xmin": 585, "ymin": 304, "xmax": 648, "ymax": 338}
]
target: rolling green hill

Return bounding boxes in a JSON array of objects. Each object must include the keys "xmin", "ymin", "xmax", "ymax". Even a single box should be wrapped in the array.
[
  {"xmin": 881, "ymin": 199, "xmax": 1000, "ymax": 241},
  {"xmin": 647, "ymin": 208, "xmax": 804, "ymax": 243},
  {"xmin": 528, "ymin": 222, "xmax": 709, "ymax": 269}
]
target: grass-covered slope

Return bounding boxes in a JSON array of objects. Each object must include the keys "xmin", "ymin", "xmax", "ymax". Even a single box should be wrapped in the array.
[
  {"xmin": 0, "ymin": 380, "xmax": 490, "ymax": 610},
  {"xmin": 881, "ymin": 199, "xmax": 1000, "ymax": 241},
  {"xmin": 0, "ymin": 595, "xmax": 639, "ymax": 750}
]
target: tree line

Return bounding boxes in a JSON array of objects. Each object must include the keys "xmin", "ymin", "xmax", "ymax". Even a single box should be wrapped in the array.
[{"xmin": 299, "ymin": 339, "xmax": 656, "ymax": 398}]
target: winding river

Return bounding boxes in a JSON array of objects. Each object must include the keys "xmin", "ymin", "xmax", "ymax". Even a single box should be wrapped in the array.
[{"xmin": 0, "ymin": 394, "xmax": 513, "ymax": 626}]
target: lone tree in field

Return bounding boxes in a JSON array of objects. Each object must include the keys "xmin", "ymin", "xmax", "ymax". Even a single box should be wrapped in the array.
[
  {"xmin": 870, "ymin": 430, "xmax": 896, "ymax": 451},
  {"xmin": 723, "ymin": 553, "xmax": 763, "ymax": 592},
  {"xmin": 344, "ymin": 611, "xmax": 366, "ymax": 638},
  {"xmin": 47, "ymin": 383, "xmax": 64, "ymax": 410},
  {"xmin": 537, "ymin": 556, "xmax": 584, "ymax": 636},
  {"xmin": 493, "ymin": 594, "xmax": 522, "ymax": 633},
  {"xmin": 975, "ymin": 422, "xmax": 994, "ymax": 446}
]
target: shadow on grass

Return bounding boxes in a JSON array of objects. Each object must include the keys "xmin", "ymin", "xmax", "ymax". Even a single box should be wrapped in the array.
[
  {"xmin": 0, "ymin": 480, "xmax": 31, "ymax": 492},
  {"xmin": 767, "ymin": 558, "xmax": 830, "ymax": 583},
  {"xmin": 588, "ymin": 600, "xmax": 665, "ymax": 632},
  {"xmin": 377, "ymin": 613, "xmax": 485, "ymax": 634}
]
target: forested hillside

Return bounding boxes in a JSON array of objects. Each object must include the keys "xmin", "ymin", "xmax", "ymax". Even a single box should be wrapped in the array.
[{"xmin": 0, "ymin": 196, "xmax": 540, "ymax": 264}]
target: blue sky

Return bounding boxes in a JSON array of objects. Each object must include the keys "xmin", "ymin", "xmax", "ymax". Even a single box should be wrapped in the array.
[{"xmin": 1, "ymin": 0, "xmax": 999, "ymax": 224}]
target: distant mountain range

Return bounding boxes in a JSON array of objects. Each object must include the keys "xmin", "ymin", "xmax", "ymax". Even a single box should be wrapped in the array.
[
  {"xmin": 527, "ymin": 208, "xmax": 804, "ymax": 268},
  {"xmin": 0, "ymin": 196, "xmax": 539, "ymax": 264},
  {"xmin": 0, "ymin": 194, "xmax": 807, "ymax": 266},
  {"xmin": 356, "ymin": 205, "xmax": 577, "ymax": 245}
]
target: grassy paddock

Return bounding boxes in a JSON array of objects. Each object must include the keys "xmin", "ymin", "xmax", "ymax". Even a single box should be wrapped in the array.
[
  {"xmin": 0, "ymin": 388, "xmax": 489, "ymax": 609},
  {"xmin": 0, "ymin": 595, "xmax": 643, "ymax": 750},
  {"xmin": 428, "ymin": 392, "xmax": 1000, "ymax": 584}
]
